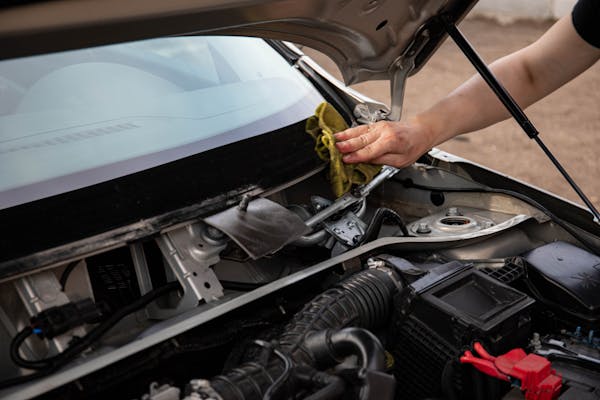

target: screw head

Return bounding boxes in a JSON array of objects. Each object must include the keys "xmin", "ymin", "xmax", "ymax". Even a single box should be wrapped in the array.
[{"xmin": 416, "ymin": 222, "xmax": 431, "ymax": 234}]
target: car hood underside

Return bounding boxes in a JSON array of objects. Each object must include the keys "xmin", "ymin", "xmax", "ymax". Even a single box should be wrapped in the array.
[{"xmin": 0, "ymin": 0, "xmax": 475, "ymax": 85}]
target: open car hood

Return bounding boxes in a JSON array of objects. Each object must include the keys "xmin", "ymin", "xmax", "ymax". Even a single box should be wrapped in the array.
[
  {"xmin": 0, "ymin": 0, "xmax": 476, "ymax": 118},
  {"xmin": 0, "ymin": 0, "xmax": 477, "ymax": 276}
]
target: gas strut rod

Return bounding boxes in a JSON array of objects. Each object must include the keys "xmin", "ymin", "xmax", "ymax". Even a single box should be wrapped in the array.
[{"xmin": 443, "ymin": 19, "xmax": 600, "ymax": 224}]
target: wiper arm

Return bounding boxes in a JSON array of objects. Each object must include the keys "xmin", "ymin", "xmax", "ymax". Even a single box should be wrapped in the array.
[
  {"xmin": 443, "ymin": 18, "xmax": 600, "ymax": 224},
  {"xmin": 303, "ymin": 165, "xmax": 399, "ymax": 229}
]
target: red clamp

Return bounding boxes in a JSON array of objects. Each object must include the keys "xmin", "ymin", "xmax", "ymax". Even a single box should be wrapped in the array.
[{"xmin": 460, "ymin": 342, "xmax": 562, "ymax": 400}]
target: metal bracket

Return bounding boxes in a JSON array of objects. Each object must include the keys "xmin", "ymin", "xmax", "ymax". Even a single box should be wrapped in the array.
[
  {"xmin": 323, "ymin": 211, "xmax": 367, "ymax": 248},
  {"xmin": 387, "ymin": 60, "xmax": 414, "ymax": 122},
  {"xmin": 156, "ymin": 223, "xmax": 226, "ymax": 309},
  {"xmin": 386, "ymin": 29, "xmax": 430, "ymax": 121},
  {"xmin": 353, "ymin": 102, "xmax": 390, "ymax": 124}
]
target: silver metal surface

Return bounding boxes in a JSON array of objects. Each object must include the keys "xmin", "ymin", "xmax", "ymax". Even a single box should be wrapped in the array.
[
  {"xmin": 294, "ymin": 198, "xmax": 367, "ymax": 247},
  {"xmin": 408, "ymin": 207, "xmax": 508, "ymax": 237},
  {"xmin": 0, "ymin": 215, "xmax": 532, "ymax": 400},
  {"xmin": 292, "ymin": 229, "xmax": 329, "ymax": 247},
  {"xmin": 304, "ymin": 193, "xmax": 359, "ymax": 228},
  {"xmin": 388, "ymin": 58, "xmax": 413, "ymax": 122},
  {"xmin": 205, "ymin": 198, "xmax": 310, "ymax": 259},
  {"xmin": 304, "ymin": 166, "xmax": 399, "ymax": 229},
  {"xmin": 323, "ymin": 211, "xmax": 367, "ymax": 247},
  {"xmin": 353, "ymin": 102, "xmax": 389, "ymax": 124},
  {"xmin": 131, "ymin": 243, "xmax": 154, "ymax": 296},
  {"xmin": 185, "ymin": 379, "xmax": 224, "ymax": 400},
  {"xmin": 358, "ymin": 166, "xmax": 399, "ymax": 197},
  {"xmin": 536, "ymin": 340, "xmax": 600, "ymax": 365},
  {"xmin": 0, "ymin": 0, "xmax": 474, "ymax": 85},
  {"xmin": 142, "ymin": 382, "xmax": 181, "ymax": 400},
  {"xmin": 156, "ymin": 223, "xmax": 226, "ymax": 306}
]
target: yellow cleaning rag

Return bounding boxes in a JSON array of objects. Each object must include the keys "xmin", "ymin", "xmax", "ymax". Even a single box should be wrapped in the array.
[{"xmin": 306, "ymin": 102, "xmax": 381, "ymax": 197}]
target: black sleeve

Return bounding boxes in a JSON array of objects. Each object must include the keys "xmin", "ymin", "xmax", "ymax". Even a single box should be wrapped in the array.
[{"xmin": 572, "ymin": 0, "xmax": 600, "ymax": 48}]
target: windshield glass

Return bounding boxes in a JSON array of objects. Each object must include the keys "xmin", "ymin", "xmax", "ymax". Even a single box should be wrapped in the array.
[{"xmin": 0, "ymin": 37, "xmax": 323, "ymax": 210}]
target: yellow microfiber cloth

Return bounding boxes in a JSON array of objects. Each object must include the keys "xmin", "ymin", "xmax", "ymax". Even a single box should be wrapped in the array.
[{"xmin": 306, "ymin": 102, "xmax": 382, "ymax": 197}]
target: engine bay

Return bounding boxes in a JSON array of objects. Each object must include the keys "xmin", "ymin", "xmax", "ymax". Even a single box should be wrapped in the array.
[{"xmin": 1, "ymin": 159, "xmax": 599, "ymax": 400}]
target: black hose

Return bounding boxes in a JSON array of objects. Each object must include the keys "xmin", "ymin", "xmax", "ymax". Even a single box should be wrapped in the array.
[
  {"xmin": 279, "ymin": 268, "xmax": 398, "ymax": 366},
  {"xmin": 303, "ymin": 328, "xmax": 386, "ymax": 372},
  {"xmin": 209, "ymin": 361, "xmax": 287, "ymax": 400},
  {"xmin": 9, "ymin": 327, "xmax": 37, "ymax": 369},
  {"xmin": 358, "ymin": 208, "xmax": 409, "ymax": 247},
  {"xmin": 299, "ymin": 370, "xmax": 346, "ymax": 400},
  {"xmin": 204, "ymin": 268, "xmax": 400, "ymax": 400},
  {"xmin": 0, "ymin": 365, "xmax": 57, "ymax": 391},
  {"xmin": 59, "ymin": 261, "xmax": 80, "ymax": 291}
]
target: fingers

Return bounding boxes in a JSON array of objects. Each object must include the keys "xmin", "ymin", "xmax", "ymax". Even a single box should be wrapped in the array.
[
  {"xmin": 333, "ymin": 124, "xmax": 370, "ymax": 141},
  {"xmin": 334, "ymin": 122, "xmax": 385, "ymax": 153},
  {"xmin": 334, "ymin": 121, "xmax": 395, "ymax": 163},
  {"xmin": 333, "ymin": 118, "xmax": 431, "ymax": 168},
  {"xmin": 335, "ymin": 128, "xmax": 379, "ymax": 154},
  {"xmin": 341, "ymin": 140, "xmax": 391, "ymax": 164}
]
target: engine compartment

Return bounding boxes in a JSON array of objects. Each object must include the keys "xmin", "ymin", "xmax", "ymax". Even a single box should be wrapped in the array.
[{"xmin": 1, "ymin": 160, "xmax": 599, "ymax": 400}]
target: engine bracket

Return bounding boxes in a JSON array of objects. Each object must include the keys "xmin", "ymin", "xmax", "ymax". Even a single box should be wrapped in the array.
[{"xmin": 156, "ymin": 222, "xmax": 226, "ymax": 308}]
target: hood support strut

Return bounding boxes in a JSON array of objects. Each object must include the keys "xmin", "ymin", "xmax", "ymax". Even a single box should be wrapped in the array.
[
  {"xmin": 443, "ymin": 18, "xmax": 600, "ymax": 224},
  {"xmin": 387, "ymin": 28, "xmax": 431, "ymax": 122}
]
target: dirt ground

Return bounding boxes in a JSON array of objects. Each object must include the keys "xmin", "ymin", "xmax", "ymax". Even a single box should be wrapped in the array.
[{"xmin": 303, "ymin": 18, "xmax": 600, "ymax": 207}]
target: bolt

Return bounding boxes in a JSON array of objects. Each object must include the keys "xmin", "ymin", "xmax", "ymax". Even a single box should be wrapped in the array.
[
  {"xmin": 416, "ymin": 222, "xmax": 431, "ymax": 234},
  {"xmin": 238, "ymin": 194, "xmax": 251, "ymax": 212},
  {"xmin": 347, "ymin": 220, "xmax": 356, "ymax": 228},
  {"xmin": 367, "ymin": 259, "xmax": 385, "ymax": 269},
  {"xmin": 483, "ymin": 221, "xmax": 495, "ymax": 229},
  {"xmin": 333, "ymin": 228, "xmax": 343, "ymax": 234},
  {"xmin": 530, "ymin": 332, "xmax": 542, "ymax": 351},
  {"xmin": 446, "ymin": 207, "xmax": 460, "ymax": 216}
]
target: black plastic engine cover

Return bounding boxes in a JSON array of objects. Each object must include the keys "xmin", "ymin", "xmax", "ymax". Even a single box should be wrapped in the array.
[
  {"xmin": 523, "ymin": 241, "xmax": 600, "ymax": 326},
  {"xmin": 390, "ymin": 263, "xmax": 534, "ymax": 400}
]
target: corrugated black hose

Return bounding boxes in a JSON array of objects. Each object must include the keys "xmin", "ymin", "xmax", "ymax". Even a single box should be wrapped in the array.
[{"xmin": 203, "ymin": 268, "xmax": 400, "ymax": 400}]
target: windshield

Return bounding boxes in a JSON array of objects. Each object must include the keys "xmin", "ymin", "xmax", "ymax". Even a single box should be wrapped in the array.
[{"xmin": 0, "ymin": 36, "xmax": 323, "ymax": 210}]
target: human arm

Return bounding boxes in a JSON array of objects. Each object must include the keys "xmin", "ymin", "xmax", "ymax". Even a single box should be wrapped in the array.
[{"xmin": 334, "ymin": 14, "xmax": 600, "ymax": 168}]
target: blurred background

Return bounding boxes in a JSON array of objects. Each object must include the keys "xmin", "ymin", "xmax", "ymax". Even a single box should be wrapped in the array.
[{"xmin": 303, "ymin": 0, "xmax": 600, "ymax": 208}]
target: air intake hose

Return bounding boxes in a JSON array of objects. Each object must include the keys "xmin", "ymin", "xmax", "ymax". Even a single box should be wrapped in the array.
[
  {"xmin": 278, "ymin": 267, "xmax": 397, "ymax": 365},
  {"xmin": 203, "ymin": 267, "xmax": 400, "ymax": 400}
]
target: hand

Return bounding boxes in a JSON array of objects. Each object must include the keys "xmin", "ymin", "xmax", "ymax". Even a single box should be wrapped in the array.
[{"xmin": 334, "ymin": 118, "xmax": 436, "ymax": 168}]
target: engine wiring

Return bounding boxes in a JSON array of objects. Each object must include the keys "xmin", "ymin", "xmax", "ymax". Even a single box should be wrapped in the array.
[
  {"xmin": 1, "ymin": 281, "xmax": 181, "ymax": 390},
  {"xmin": 58, "ymin": 260, "xmax": 81, "ymax": 291},
  {"xmin": 254, "ymin": 340, "xmax": 294, "ymax": 400},
  {"xmin": 356, "ymin": 207, "xmax": 409, "ymax": 248}
]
